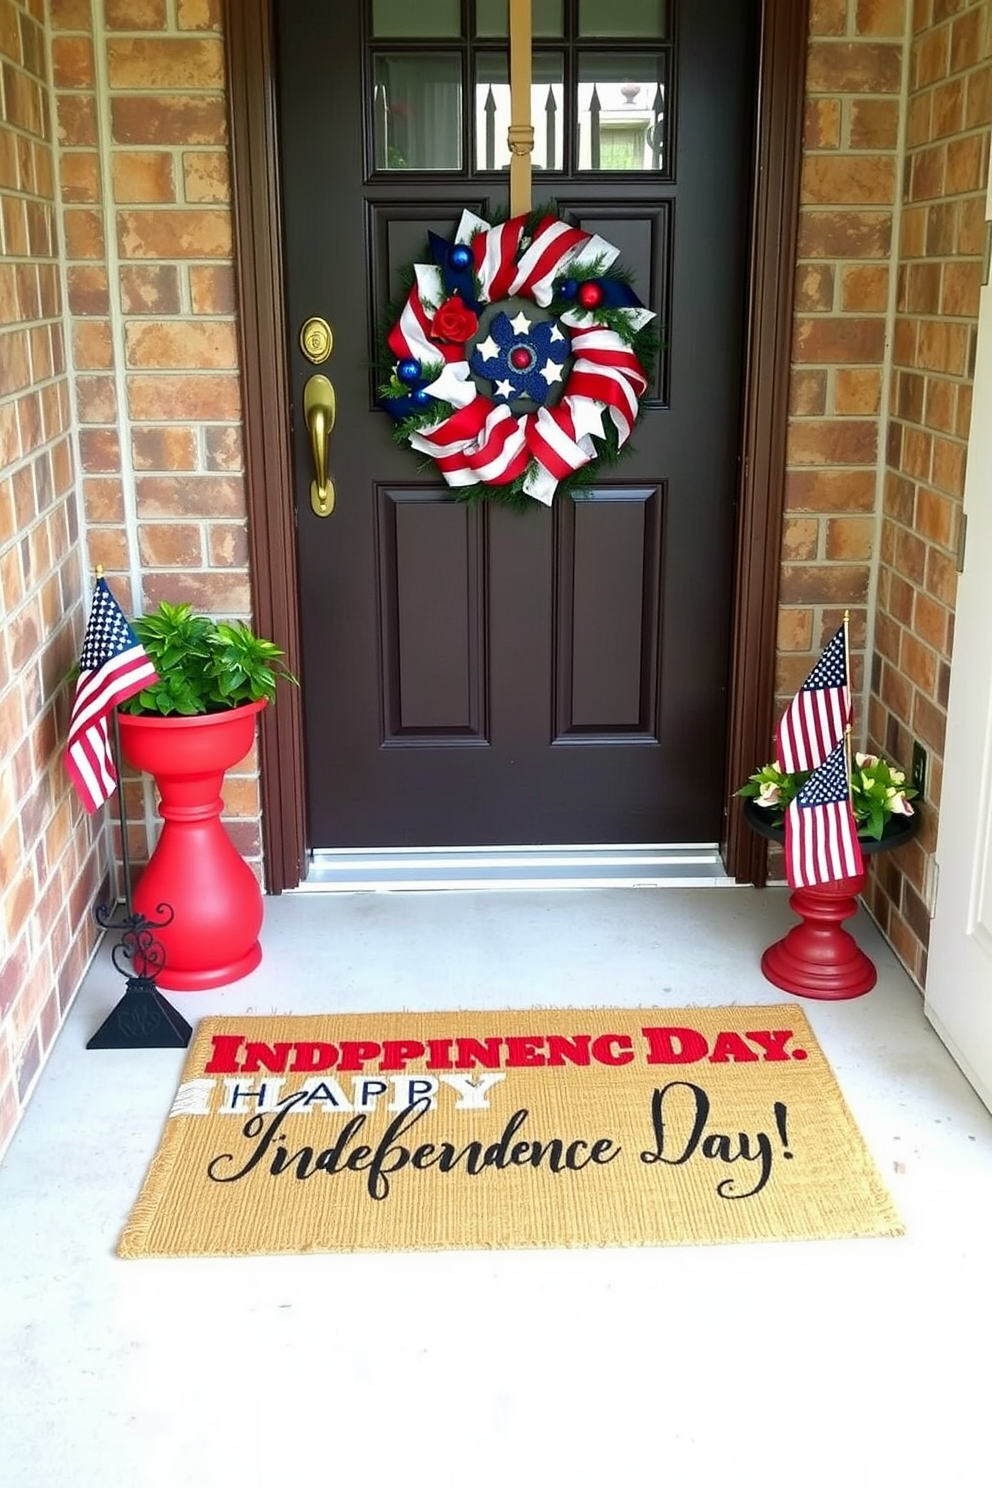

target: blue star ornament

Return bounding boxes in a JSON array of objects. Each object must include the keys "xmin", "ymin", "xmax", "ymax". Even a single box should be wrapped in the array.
[{"xmin": 470, "ymin": 311, "xmax": 569, "ymax": 406}]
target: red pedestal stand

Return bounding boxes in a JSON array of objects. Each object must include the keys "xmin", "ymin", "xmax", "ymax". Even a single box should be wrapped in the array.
[
  {"xmin": 743, "ymin": 799, "xmax": 916, "ymax": 1002},
  {"xmin": 117, "ymin": 700, "xmax": 266, "ymax": 991},
  {"xmin": 760, "ymin": 870, "xmax": 876, "ymax": 1000}
]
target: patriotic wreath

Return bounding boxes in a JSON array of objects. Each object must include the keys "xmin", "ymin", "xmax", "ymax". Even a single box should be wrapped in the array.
[{"xmin": 379, "ymin": 209, "xmax": 658, "ymax": 508}]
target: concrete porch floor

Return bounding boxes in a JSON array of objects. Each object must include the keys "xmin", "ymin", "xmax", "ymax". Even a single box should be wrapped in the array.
[{"xmin": 1, "ymin": 885, "xmax": 991, "ymax": 1488}]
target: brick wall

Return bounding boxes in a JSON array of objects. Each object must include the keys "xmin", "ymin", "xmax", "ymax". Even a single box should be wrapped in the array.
[
  {"xmin": 779, "ymin": 0, "xmax": 908, "ymax": 735},
  {"xmin": 0, "ymin": 0, "xmax": 105, "ymax": 1159},
  {"xmin": 862, "ymin": 0, "xmax": 991, "ymax": 984},
  {"xmin": 50, "ymin": 0, "xmax": 261, "ymax": 882}
]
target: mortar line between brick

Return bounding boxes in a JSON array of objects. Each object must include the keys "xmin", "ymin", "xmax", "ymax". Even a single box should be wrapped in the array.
[
  {"xmin": 864, "ymin": 0, "xmax": 915, "ymax": 762},
  {"xmin": 89, "ymin": 6, "xmax": 159, "ymax": 864}
]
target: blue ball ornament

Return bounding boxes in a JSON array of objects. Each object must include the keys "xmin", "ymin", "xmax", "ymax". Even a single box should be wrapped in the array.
[
  {"xmin": 559, "ymin": 278, "xmax": 578, "ymax": 301},
  {"xmin": 450, "ymin": 244, "xmax": 472, "ymax": 271},
  {"xmin": 397, "ymin": 358, "xmax": 422, "ymax": 386},
  {"xmin": 411, "ymin": 387, "xmax": 432, "ymax": 406}
]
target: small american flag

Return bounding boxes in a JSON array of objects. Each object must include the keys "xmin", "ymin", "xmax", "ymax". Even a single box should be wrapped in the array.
[
  {"xmin": 785, "ymin": 741, "xmax": 864, "ymax": 889},
  {"xmin": 65, "ymin": 579, "xmax": 158, "ymax": 813},
  {"xmin": 776, "ymin": 624, "xmax": 851, "ymax": 774}
]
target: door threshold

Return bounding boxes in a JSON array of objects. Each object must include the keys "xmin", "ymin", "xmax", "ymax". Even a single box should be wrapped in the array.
[{"xmin": 295, "ymin": 844, "xmax": 733, "ymax": 892}]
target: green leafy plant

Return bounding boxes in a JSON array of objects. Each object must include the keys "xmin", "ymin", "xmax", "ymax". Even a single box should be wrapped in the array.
[
  {"xmin": 737, "ymin": 753, "xmax": 917, "ymax": 841},
  {"xmin": 121, "ymin": 601, "xmax": 297, "ymax": 717}
]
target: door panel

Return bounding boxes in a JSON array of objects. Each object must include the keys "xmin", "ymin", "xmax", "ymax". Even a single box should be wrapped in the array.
[{"xmin": 276, "ymin": 0, "xmax": 755, "ymax": 850}]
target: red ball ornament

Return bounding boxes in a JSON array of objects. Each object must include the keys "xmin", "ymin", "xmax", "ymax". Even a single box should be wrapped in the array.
[
  {"xmin": 510, "ymin": 347, "xmax": 532, "ymax": 369},
  {"xmin": 577, "ymin": 281, "xmax": 603, "ymax": 309}
]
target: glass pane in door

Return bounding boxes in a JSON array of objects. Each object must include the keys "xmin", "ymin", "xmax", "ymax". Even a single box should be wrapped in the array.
[
  {"xmin": 372, "ymin": 0, "xmax": 462, "ymax": 37},
  {"xmin": 475, "ymin": 0, "xmax": 565, "ymax": 37},
  {"xmin": 577, "ymin": 54, "xmax": 667, "ymax": 171},
  {"xmin": 578, "ymin": 0, "xmax": 668, "ymax": 36},
  {"xmin": 373, "ymin": 53, "xmax": 463, "ymax": 169},
  {"xmin": 475, "ymin": 52, "xmax": 565, "ymax": 171}
]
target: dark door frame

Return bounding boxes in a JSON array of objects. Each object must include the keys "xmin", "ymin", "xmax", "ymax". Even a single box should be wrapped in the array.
[{"xmin": 223, "ymin": 0, "xmax": 809, "ymax": 892}]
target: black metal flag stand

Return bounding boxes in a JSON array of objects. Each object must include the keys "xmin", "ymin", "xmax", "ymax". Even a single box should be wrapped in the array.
[
  {"xmin": 86, "ymin": 901, "xmax": 192, "ymax": 1049},
  {"xmin": 86, "ymin": 708, "xmax": 192, "ymax": 1050}
]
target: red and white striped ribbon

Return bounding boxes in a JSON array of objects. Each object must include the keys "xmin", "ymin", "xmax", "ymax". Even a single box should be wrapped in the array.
[{"xmin": 391, "ymin": 212, "xmax": 655, "ymax": 501}]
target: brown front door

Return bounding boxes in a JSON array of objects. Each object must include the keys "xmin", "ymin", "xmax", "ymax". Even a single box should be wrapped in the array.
[{"xmin": 276, "ymin": 0, "xmax": 756, "ymax": 850}]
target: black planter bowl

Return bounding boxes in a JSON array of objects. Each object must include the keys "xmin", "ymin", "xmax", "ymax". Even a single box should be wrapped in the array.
[{"xmin": 742, "ymin": 797, "xmax": 918, "ymax": 854}]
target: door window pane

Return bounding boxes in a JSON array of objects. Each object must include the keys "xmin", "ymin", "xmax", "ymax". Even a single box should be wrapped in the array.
[
  {"xmin": 578, "ymin": 0, "xmax": 668, "ymax": 37},
  {"xmin": 372, "ymin": 0, "xmax": 462, "ymax": 37},
  {"xmin": 476, "ymin": 0, "xmax": 564, "ymax": 37},
  {"xmin": 475, "ymin": 53, "xmax": 564, "ymax": 171},
  {"xmin": 577, "ymin": 55, "xmax": 667, "ymax": 171},
  {"xmin": 373, "ymin": 54, "xmax": 463, "ymax": 170}
]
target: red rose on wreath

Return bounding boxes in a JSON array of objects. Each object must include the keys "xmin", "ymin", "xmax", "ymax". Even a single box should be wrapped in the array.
[{"xmin": 430, "ymin": 294, "xmax": 478, "ymax": 345}]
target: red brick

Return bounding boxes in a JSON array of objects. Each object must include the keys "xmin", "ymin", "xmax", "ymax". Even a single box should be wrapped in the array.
[
  {"xmin": 142, "ymin": 571, "xmax": 251, "ymax": 613},
  {"xmin": 105, "ymin": 0, "xmax": 167, "ymax": 27},
  {"xmin": 849, "ymin": 98, "xmax": 900, "ymax": 149},
  {"xmin": 809, "ymin": 0, "xmax": 848, "ymax": 35},
  {"xmin": 941, "ymin": 260, "xmax": 982, "ymax": 318},
  {"xmin": 834, "ymin": 367, "xmax": 882, "ymax": 414},
  {"xmin": 782, "ymin": 517, "xmax": 819, "ymax": 561},
  {"xmin": 789, "ymin": 369, "xmax": 827, "ymax": 416},
  {"xmin": 208, "ymin": 523, "xmax": 249, "ymax": 568},
  {"xmin": 125, "ymin": 320, "xmax": 238, "ymax": 370},
  {"xmin": 794, "ymin": 262, "xmax": 835, "ymax": 311},
  {"xmin": 60, "ymin": 151, "xmax": 100, "ymax": 203},
  {"xmin": 793, "ymin": 316, "xmax": 887, "ymax": 363},
  {"xmin": 804, "ymin": 99, "xmax": 842, "ymax": 150},
  {"xmin": 49, "ymin": 0, "xmax": 93, "ymax": 28},
  {"xmin": 826, "ymin": 516, "xmax": 874, "ymax": 560},
  {"xmin": 87, "ymin": 526, "xmax": 130, "ymax": 572},
  {"xmin": 787, "ymin": 419, "xmax": 879, "ymax": 465},
  {"xmin": 111, "ymin": 150, "xmax": 176, "ymax": 203},
  {"xmin": 83, "ymin": 477, "xmax": 125, "ymax": 523},
  {"xmin": 75, "ymin": 375, "xmax": 117, "ymax": 424},
  {"xmin": 945, "ymin": 134, "xmax": 986, "ymax": 196},
  {"xmin": 786, "ymin": 469, "xmax": 880, "ymax": 512},
  {"xmin": 78, "ymin": 428, "xmax": 121, "ymax": 474},
  {"xmin": 119, "ymin": 263, "xmax": 181, "ymax": 314},
  {"xmin": 63, "ymin": 207, "xmax": 104, "ymax": 259},
  {"xmin": 796, "ymin": 210, "xmax": 893, "ymax": 259},
  {"xmin": 778, "ymin": 564, "xmax": 871, "ymax": 604},
  {"xmin": 108, "ymin": 37, "xmax": 225, "ymax": 89},
  {"xmin": 802, "ymin": 155, "xmax": 897, "ymax": 206},
  {"xmin": 67, "ymin": 265, "xmax": 109, "ymax": 315},
  {"xmin": 777, "ymin": 607, "xmax": 814, "ymax": 652},
  {"xmin": 856, "ymin": 0, "xmax": 906, "ymax": 35},
  {"xmin": 910, "ymin": 144, "xmax": 946, "ymax": 201},
  {"xmin": 807, "ymin": 42, "xmax": 904, "ymax": 94},
  {"xmin": 182, "ymin": 149, "xmax": 229, "ymax": 203},
  {"xmin": 111, "ymin": 95, "xmax": 227, "ymax": 146},
  {"xmin": 931, "ymin": 77, "xmax": 966, "ymax": 140},
  {"xmin": 71, "ymin": 318, "xmax": 113, "ymax": 371},
  {"xmin": 188, "ymin": 265, "xmax": 235, "ymax": 314},
  {"xmin": 204, "ymin": 426, "xmax": 243, "ymax": 471},
  {"xmin": 138, "ymin": 522, "xmax": 203, "ymax": 567},
  {"xmin": 127, "ymin": 374, "xmax": 241, "ymax": 421},
  {"xmin": 135, "ymin": 474, "xmax": 245, "ymax": 517},
  {"xmin": 117, "ymin": 208, "xmax": 232, "ymax": 259},
  {"xmin": 57, "ymin": 94, "xmax": 98, "ymax": 148},
  {"xmin": 131, "ymin": 426, "xmax": 198, "ymax": 471}
]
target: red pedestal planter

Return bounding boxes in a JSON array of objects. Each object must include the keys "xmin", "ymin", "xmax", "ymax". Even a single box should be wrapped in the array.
[
  {"xmin": 117, "ymin": 699, "xmax": 266, "ymax": 992},
  {"xmin": 744, "ymin": 799, "xmax": 917, "ymax": 1002}
]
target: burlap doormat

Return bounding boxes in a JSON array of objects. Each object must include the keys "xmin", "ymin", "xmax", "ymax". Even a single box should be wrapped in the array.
[{"xmin": 119, "ymin": 1006, "xmax": 902, "ymax": 1257}]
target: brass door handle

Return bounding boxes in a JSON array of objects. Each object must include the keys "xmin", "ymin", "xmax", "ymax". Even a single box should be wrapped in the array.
[{"xmin": 304, "ymin": 373, "xmax": 335, "ymax": 516}]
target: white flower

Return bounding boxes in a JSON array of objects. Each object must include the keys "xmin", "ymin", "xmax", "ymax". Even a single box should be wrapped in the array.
[
  {"xmin": 889, "ymin": 768, "xmax": 906, "ymax": 785},
  {"xmin": 757, "ymin": 781, "xmax": 782, "ymax": 807},
  {"xmin": 855, "ymin": 752, "xmax": 879, "ymax": 768},
  {"xmin": 888, "ymin": 793, "xmax": 914, "ymax": 816}
]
